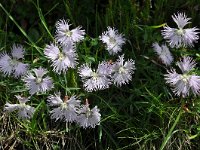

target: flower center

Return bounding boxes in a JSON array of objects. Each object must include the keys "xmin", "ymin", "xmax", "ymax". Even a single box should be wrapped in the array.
[
  {"xmin": 109, "ymin": 37, "xmax": 116, "ymax": 44},
  {"xmin": 36, "ymin": 77, "xmax": 43, "ymax": 84},
  {"xmin": 176, "ymin": 28, "xmax": 185, "ymax": 36},
  {"xmin": 61, "ymin": 102, "xmax": 67, "ymax": 110},
  {"xmin": 85, "ymin": 108, "xmax": 91, "ymax": 118},
  {"xmin": 119, "ymin": 66, "xmax": 126, "ymax": 74},
  {"xmin": 65, "ymin": 30, "xmax": 72, "ymax": 37},
  {"xmin": 181, "ymin": 74, "xmax": 189, "ymax": 83},
  {"xmin": 19, "ymin": 103, "xmax": 26, "ymax": 109},
  {"xmin": 92, "ymin": 72, "xmax": 99, "ymax": 80},
  {"xmin": 9, "ymin": 59, "xmax": 18, "ymax": 67},
  {"xmin": 59, "ymin": 52, "xmax": 64, "ymax": 60}
]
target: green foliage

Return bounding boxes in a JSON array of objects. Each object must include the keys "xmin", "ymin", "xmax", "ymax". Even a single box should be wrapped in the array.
[{"xmin": 1, "ymin": 0, "xmax": 200, "ymax": 149}]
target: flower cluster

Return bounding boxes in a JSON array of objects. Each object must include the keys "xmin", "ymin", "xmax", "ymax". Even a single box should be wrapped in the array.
[
  {"xmin": 152, "ymin": 12, "xmax": 200, "ymax": 98},
  {"xmin": 153, "ymin": 13, "xmax": 199, "ymax": 66},
  {"xmin": 47, "ymin": 94, "xmax": 101, "ymax": 128},
  {"xmin": 2, "ymin": 18, "xmax": 136, "ymax": 129},
  {"xmin": 78, "ymin": 55, "xmax": 135, "ymax": 92},
  {"xmin": 44, "ymin": 19, "xmax": 83, "ymax": 74}
]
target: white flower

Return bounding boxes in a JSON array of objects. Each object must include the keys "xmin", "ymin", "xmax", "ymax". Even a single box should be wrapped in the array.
[
  {"xmin": 55, "ymin": 19, "xmax": 85, "ymax": 45},
  {"xmin": 78, "ymin": 61, "xmax": 112, "ymax": 92},
  {"xmin": 47, "ymin": 92, "xmax": 81, "ymax": 122},
  {"xmin": 11, "ymin": 44, "xmax": 25, "ymax": 59},
  {"xmin": 152, "ymin": 42, "xmax": 174, "ymax": 65},
  {"xmin": 44, "ymin": 43, "xmax": 78, "ymax": 74},
  {"xmin": 0, "ymin": 53, "xmax": 13, "ymax": 76},
  {"xmin": 164, "ymin": 56, "xmax": 200, "ymax": 97},
  {"xmin": 23, "ymin": 67, "xmax": 54, "ymax": 95},
  {"xmin": 177, "ymin": 56, "xmax": 196, "ymax": 73},
  {"xmin": 4, "ymin": 95, "xmax": 35, "ymax": 119},
  {"xmin": 111, "ymin": 54, "xmax": 136, "ymax": 86},
  {"xmin": 161, "ymin": 13, "xmax": 199, "ymax": 48},
  {"xmin": 99, "ymin": 27, "xmax": 126, "ymax": 55},
  {"xmin": 0, "ymin": 44, "xmax": 29, "ymax": 77},
  {"xmin": 77, "ymin": 101, "xmax": 101, "ymax": 129}
]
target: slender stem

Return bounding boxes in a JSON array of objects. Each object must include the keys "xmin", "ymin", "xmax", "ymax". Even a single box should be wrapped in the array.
[
  {"xmin": 64, "ymin": 73, "xmax": 68, "ymax": 95},
  {"xmin": 160, "ymin": 108, "xmax": 182, "ymax": 150},
  {"xmin": 66, "ymin": 122, "xmax": 69, "ymax": 132}
]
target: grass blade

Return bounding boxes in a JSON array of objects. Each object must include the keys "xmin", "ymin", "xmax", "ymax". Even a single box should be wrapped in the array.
[
  {"xmin": 160, "ymin": 109, "xmax": 182, "ymax": 150},
  {"xmin": 0, "ymin": 3, "xmax": 42, "ymax": 55}
]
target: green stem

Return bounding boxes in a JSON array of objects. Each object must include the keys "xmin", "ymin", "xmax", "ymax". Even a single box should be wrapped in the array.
[
  {"xmin": 64, "ymin": 73, "xmax": 68, "ymax": 95},
  {"xmin": 0, "ymin": 3, "xmax": 42, "ymax": 55},
  {"xmin": 160, "ymin": 108, "xmax": 182, "ymax": 150},
  {"xmin": 35, "ymin": 0, "xmax": 54, "ymax": 40}
]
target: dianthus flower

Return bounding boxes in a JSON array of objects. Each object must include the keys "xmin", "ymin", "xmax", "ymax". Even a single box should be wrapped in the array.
[
  {"xmin": 23, "ymin": 67, "xmax": 53, "ymax": 95},
  {"xmin": 4, "ymin": 95, "xmax": 35, "ymax": 119},
  {"xmin": 76, "ymin": 99, "xmax": 101, "ymax": 129},
  {"xmin": 44, "ymin": 42, "xmax": 78, "ymax": 74},
  {"xmin": 78, "ymin": 61, "xmax": 112, "ymax": 92},
  {"xmin": 164, "ymin": 56, "xmax": 200, "ymax": 97},
  {"xmin": 99, "ymin": 27, "xmax": 126, "ymax": 55},
  {"xmin": 0, "ymin": 44, "xmax": 29, "ymax": 78},
  {"xmin": 152, "ymin": 42, "xmax": 174, "ymax": 65},
  {"xmin": 111, "ymin": 54, "xmax": 135, "ymax": 86},
  {"xmin": 47, "ymin": 92, "xmax": 80, "ymax": 122},
  {"xmin": 55, "ymin": 19, "xmax": 85, "ymax": 45},
  {"xmin": 161, "ymin": 13, "xmax": 199, "ymax": 48}
]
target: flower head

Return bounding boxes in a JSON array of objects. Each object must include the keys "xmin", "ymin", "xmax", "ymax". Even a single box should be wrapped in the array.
[
  {"xmin": 152, "ymin": 42, "xmax": 174, "ymax": 65},
  {"xmin": 76, "ymin": 99, "xmax": 101, "ymax": 129},
  {"xmin": 161, "ymin": 13, "xmax": 199, "ymax": 48},
  {"xmin": 78, "ymin": 61, "xmax": 112, "ymax": 92},
  {"xmin": 4, "ymin": 95, "xmax": 35, "ymax": 119},
  {"xmin": 47, "ymin": 92, "xmax": 81, "ymax": 122},
  {"xmin": 111, "ymin": 54, "xmax": 136, "ymax": 86},
  {"xmin": 164, "ymin": 56, "xmax": 200, "ymax": 97},
  {"xmin": 44, "ymin": 43, "xmax": 78, "ymax": 74},
  {"xmin": 0, "ymin": 44, "xmax": 29, "ymax": 77},
  {"xmin": 55, "ymin": 19, "xmax": 85, "ymax": 45},
  {"xmin": 23, "ymin": 67, "xmax": 54, "ymax": 95},
  {"xmin": 99, "ymin": 27, "xmax": 126, "ymax": 55}
]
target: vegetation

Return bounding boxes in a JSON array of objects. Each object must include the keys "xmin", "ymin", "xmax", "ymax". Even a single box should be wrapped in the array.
[{"xmin": 1, "ymin": 0, "xmax": 200, "ymax": 149}]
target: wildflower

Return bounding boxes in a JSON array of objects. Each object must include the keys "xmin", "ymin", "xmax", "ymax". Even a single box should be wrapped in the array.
[
  {"xmin": 4, "ymin": 95, "xmax": 35, "ymax": 119},
  {"xmin": 152, "ymin": 42, "xmax": 174, "ymax": 65},
  {"xmin": 55, "ymin": 19, "xmax": 85, "ymax": 45},
  {"xmin": 0, "ymin": 44, "xmax": 29, "ymax": 77},
  {"xmin": 161, "ymin": 13, "xmax": 199, "ymax": 48},
  {"xmin": 23, "ymin": 67, "xmax": 53, "ymax": 95},
  {"xmin": 99, "ymin": 27, "xmax": 126, "ymax": 55},
  {"xmin": 47, "ymin": 92, "xmax": 80, "ymax": 122},
  {"xmin": 77, "ymin": 99, "xmax": 101, "ymax": 129},
  {"xmin": 44, "ymin": 43, "xmax": 78, "ymax": 74},
  {"xmin": 164, "ymin": 56, "xmax": 200, "ymax": 97},
  {"xmin": 78, "ymin": 61, "xmax": 112, "ymax": 92},
  {"xmin": 111, "ymin": 54, "xmax": 136, "ymax": 86}
]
